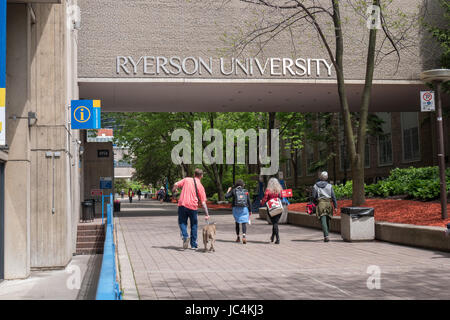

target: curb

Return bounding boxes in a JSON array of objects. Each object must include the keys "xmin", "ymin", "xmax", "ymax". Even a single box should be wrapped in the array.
[
  {"xmin": 115, "ymin": 217, "xmax": 140, "ymax": 300},
  {"xmin": 258, "ymin": 208, "xmax": 450, "ymax": 252}
]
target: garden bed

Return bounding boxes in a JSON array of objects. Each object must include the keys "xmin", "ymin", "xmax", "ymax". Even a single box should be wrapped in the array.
[{"xmin": 287, "ymin": 199, "xmax": 450, "ymax": 227}]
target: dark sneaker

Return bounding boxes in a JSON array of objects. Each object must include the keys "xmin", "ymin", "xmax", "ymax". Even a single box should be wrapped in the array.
[
  {"xmin": 275, "ymin": 239, "xmax": 280, "ymax": 244},
  {"xmin": 183, "ymin": 237, "xmax": 190, "ymax": 249},
  {"xmin": 324, "ymin": 236, "xmax": 330, "ymax": 242}
]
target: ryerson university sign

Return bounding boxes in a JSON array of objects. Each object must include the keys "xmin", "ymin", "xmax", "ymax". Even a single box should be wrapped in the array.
[{"xmin": 116, "ymin": 56, "xmax": 333, "ymax": 77}]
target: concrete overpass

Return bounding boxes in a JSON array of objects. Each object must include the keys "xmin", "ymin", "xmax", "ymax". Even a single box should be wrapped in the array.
[{"xmin": 76, "ymin": 0, "xmax": 446, "ymax": 113}]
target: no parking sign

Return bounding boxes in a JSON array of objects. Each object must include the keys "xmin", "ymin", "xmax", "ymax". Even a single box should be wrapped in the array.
[{"xmin": 420, "ymin": 91, "xmax": 435, "ymax": 112}]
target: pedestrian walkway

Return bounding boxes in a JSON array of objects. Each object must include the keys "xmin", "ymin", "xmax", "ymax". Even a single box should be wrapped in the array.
[{"xmin": 116, "ymin": 199, "xmax": 450, "ymax": 300}]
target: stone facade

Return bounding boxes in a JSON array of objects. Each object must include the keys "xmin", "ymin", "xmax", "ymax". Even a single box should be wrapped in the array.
[{"xmin": 3, "ymin": 1, "xmax": 80, "ymax": 278}]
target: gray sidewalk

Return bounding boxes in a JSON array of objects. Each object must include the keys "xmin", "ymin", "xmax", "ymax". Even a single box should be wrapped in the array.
[
  {"xmin": 116, "ymin": 200, "xmax": 450, "ymax": 300},
  {"xmin": 0, "ymin": 254, "xmax": 101, "ymax": 300}
]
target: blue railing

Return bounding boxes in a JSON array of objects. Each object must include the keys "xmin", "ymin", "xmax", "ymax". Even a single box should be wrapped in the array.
[{"xmin": 96, "ymin": 194, "xmax": 122, "ymax": 300}]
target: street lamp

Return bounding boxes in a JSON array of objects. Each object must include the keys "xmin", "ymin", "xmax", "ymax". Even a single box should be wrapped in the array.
[{"xmin": 420, "ymin": 69, "xmax": 450, "ymax": 219}]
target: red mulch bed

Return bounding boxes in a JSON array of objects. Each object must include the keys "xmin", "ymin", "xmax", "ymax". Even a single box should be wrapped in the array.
[{"xmin": 288, "ymin": 199, "xmax": 450, "ymax": 228}]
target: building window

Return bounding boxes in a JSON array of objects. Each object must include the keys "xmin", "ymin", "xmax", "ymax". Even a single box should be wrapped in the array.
[
  {"xmin": 306, "ymin": 144, "xmax": 315, "ymax": 176},
  {"xmin": 339, "ymin": 117, "xmax": 350, "ymax": 172},
  {"xmin": 401, "ymin": 112, "xmax": 420, "ymax": 162},
  {"xmin": 365, "ymin": 138, "xmax": 370, "ymax": 168},
  {"xmin": 319, "ymin": 142, "xmax": 329, "ymax": 172},
  {"xmin": 296, "ymin": 150, "xmax": 302, "ymax": 177},
  {"xmin": 286, "ymin": 158, "xmax": 292, "ymax": 178},
  {"xmin": 377, "ymin": 112, "xmax": 393, "ymax": 166}
]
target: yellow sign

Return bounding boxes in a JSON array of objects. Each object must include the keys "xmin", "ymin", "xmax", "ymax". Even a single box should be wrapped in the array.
[{"xmin": 0, "ymin": 88, "xmax": 5, "ymax": 107}]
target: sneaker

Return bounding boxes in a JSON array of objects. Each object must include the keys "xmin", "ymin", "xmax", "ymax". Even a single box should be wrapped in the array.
[
  {"xmin": 324, "ymin": 236, "xmax": 330, "ymax": 242},
  {"xmin": 275, "ymin": 239, "xmax": 280, "ymax": 244},
  {"xmin": 183, "ymin": 237, "xmax": 190, "ymax": 249},
  {"xmin": 242, "ymin": 237, "xmax": 247, "ymax": 244},
  {"xmin": 236, "ymin": 236, "xmax": 240, "ymax": 243}
]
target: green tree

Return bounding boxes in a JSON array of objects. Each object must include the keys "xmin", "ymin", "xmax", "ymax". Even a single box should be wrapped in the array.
[{"xmin": 219, "ymin": 0, "xmax": 419, "ymax": 206}]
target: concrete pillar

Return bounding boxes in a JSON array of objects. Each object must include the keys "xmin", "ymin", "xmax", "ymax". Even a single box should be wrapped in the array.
[
  {"xmin": 29, "ymin": 2, "xmax": 74, "ymax": 269},
  {"xmin": 4, "ymin": 4, "xmax": 31, "ymax": 279}
]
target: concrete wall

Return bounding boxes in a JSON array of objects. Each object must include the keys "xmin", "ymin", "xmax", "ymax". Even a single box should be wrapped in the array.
[
  {"xmin": 77, "ymin": 0, "xmax": 442, "ymax": 81},
  {"xmin": 5, "ymin": 4, "xmax": 31, "ymax": 279},
  {"xmin": 4, "ymin": 1, "xmax": 80, "ymax": 277}
]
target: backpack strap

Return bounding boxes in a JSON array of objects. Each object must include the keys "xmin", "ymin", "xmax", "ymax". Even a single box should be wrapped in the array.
[{"xmin": 193, "ymin": 177, "xmax": 200, "ymax": 203}]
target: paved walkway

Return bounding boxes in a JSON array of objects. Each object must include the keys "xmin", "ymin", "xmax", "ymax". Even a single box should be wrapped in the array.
[{"xmin": 117, "ymin": 199, "xmax": 450, "ymax": 300}]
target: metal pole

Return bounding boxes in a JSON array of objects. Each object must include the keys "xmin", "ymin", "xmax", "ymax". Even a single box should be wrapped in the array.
[
  {"xmin": 434, "ymin": 81, "xmax": 448, "ymax": 219},
  {"xmin": 101, "ymin": 194, "xmax": 104, "ymax": 225}
]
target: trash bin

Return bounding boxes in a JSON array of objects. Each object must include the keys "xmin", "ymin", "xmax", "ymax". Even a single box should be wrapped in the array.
[
  {"xmin": 340, "ymin": 207, "xmax": 375, "ymax": 241},
  {"xmin": 81, "ymin": 200, "xmax": 95, "ymax": 222},
  {"xmin": 114, "ymin": 200, "xmax": 121, "ymax": 212}
]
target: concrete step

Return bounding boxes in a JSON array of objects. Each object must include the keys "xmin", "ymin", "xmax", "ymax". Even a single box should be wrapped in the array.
[
  {"xmin": 76, "ymin": 242, "xmax": 105, "ymax": 249},
  {"xmin": 76, "ymin": 248, "xmax": 104, "ymax": 255},
  {"xmin": 77, "ymin": 229, "xmax": 105, "ymax": 237},
  {"xmin": 77, "ymin": 224, "xmax": 105, "ymax": 231},
  {"xmin": 77, "ymin": 235, "xmax": 105, "ymax": 243}
]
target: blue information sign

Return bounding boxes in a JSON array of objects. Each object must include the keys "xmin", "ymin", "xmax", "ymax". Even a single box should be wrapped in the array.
[
  {"xmin": 100, "ymin": 177, "xmax": 113, "ymax": 190},
  {"xmin": 71, "ymin": 100, "xmax": 101, "ymax": 129}
]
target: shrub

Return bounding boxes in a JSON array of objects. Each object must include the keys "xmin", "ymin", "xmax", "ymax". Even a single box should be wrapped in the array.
[
  {"xmin": 334, "ymin": 181, "xmax": 353, "ymax": 200},
  {"xmin": 208, "ymin": 193, "xmax": 219, "ymax": 202},
  {"xmin": 339, "ymin": 167, "xmax": 450, "ymax": 201}
]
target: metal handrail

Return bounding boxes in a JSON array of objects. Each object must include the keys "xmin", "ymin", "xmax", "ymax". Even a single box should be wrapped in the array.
[{"xmin": 96, "ymin": 194, "xmax": 122, "ymax": 300}]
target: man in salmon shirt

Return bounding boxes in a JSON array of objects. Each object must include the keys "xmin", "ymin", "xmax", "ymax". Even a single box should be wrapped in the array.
[{"xmin": 172, "ymin": 168, "xmax": 210, "ymax": 250}]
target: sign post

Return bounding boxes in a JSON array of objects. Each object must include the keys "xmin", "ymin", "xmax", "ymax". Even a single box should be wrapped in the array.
[
  {"xmin": 420, "ymin": 69, "xmax": 450, "ymax": 220},
  {"xmin": 420, "ymin": 91, "xmax": 435, "ymax": 112},
  {"xmin": 0, "ymin": 0, "xmax": 6, "ymax": 146}
]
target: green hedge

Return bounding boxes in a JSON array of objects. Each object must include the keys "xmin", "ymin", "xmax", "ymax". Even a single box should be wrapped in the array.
[{"xmin": 334, "ymin": 167, "xmax": 450, "ymax": 201}]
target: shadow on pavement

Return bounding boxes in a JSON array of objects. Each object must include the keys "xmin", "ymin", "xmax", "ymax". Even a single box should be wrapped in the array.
[
  {"xmin": 76, "ymin": 254, "xmax": 102, "ymax": 300},
  {"xmin": 152, "ymin": 245, "xmax": 186, "ymax": 252},
  {"xmin": 117, "ymin": 210, "xmax": 232, "ymax": 218}
]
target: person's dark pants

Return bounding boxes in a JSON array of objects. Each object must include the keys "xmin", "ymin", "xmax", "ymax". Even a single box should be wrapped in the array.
[
  {"xmin": 270, "ymin": 214, "xmax": 281, "ymax": 241},
  {"xmin": 235, "ymin": 222, "xmax": 247, "ymax": 236},
  {"xmin": 129, "ymin": 197, "xmax": 132, "ymax": 203},
  {"xmin": 320, "ymin": 215, "xmax": 331, "ymax": 237},
  {"xmin": 178, "ymin": 206, "xmax": 198, "ymax": 248}
]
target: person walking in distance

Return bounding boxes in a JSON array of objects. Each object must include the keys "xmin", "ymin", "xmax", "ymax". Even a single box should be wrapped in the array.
[
  {"xmin": 261, "ymin": 177, "xmax": 284, "ymax": 244},
  {"xmin": 225, "ymin": 179, "xmax": 252, "ymax": 244},
  {"xmin": 312, "ymin": 171, "xmax": 338, "ymax": 242},
  {"xmin": 128, "ymin": 188, "xmax": 133, "ymax": 203},
  {"xmin": 172, "ymin": 169, "xmax": 210, "ymax": 250}
]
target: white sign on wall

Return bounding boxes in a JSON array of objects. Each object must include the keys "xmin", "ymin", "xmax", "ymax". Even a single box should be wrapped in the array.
[
  {"xmin": 420, "ymin": 91, "xmax": 435, "ymax": 112},
  {"xmin": 116, "ymin": 56, "xmax": 334, "ymax": 77}
]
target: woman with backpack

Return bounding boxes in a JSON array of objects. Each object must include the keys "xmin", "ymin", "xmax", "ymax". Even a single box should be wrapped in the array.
[
  {"xmin": 226, "ymin": 179, "xmax": 252, "ymax": 244},
  {"xmin": 261, "ymin": 177, "xmax": 284, "ymax": 244}
]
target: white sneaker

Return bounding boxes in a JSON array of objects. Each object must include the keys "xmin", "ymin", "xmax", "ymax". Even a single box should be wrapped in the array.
[{"xmin": 183, "ymin": 237, "xmax": 190, "ymax": 249}]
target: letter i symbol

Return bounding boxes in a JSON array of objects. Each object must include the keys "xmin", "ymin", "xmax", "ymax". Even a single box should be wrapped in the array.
[{"xmin": 80, "ymin": 109, "xmax": 84, "ymax": 121}]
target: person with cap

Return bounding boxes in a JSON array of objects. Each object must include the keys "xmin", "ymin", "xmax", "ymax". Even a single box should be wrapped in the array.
[{"xmin": 312, "ymin": 171, "xmax": 338, "ymax": 242}]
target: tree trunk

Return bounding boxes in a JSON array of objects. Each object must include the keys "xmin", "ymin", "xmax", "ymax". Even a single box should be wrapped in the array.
[{"xmin": 352, "ymin": 0, "xmax": 379, "ymax": 206}]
